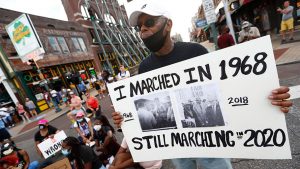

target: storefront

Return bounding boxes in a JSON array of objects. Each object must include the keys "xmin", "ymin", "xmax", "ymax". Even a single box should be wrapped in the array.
[
  {"xmin": 231, "ymin": 0, "xmax": 299, "ymax": 35},
  {"xmin": 15, "ymin": 60, "xmax": 95, "ymax": 112}
]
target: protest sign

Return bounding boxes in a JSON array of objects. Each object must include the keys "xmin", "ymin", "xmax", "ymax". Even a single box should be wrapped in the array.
[
  {"xmin": 107, "ymin": 36, "xmax": 291, "ymax": 162},
  {"xmin": 37, "ymin": 131, "xmax": 67, "ymax": 159}
]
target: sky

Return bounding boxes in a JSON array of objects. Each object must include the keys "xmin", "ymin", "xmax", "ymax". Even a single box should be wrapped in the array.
[{"xmin": 0, "ymin": 0, "xmax": 203, "ymax": 41}]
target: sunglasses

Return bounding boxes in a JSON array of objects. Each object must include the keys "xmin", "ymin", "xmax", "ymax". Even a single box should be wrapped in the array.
[{"xmin": 135, "ymin": 17, "xmax": 166, "ymax": 32}]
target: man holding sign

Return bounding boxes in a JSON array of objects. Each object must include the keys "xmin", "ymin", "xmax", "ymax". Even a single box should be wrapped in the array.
[{"xmin": 112, "ymin": 2, "xmax": 292, "ymax": 169}]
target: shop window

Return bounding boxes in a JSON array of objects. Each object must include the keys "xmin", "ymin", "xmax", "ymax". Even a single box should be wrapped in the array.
[
  {"xmin": 57, "ymin": 37, "xmax": 70, "ymax": 53},
  {"xmin": 48, "ymin": 36, "xmax": 61, "ymax": 53}
]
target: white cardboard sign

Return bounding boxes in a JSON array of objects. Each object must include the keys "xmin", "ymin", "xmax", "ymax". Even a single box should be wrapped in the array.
[
  {"xmin": 37, "ymin": 131, "xmax": 67, "ymax": 159},
  {"xmin": 107, "ymin": 36, "xmax": 291, "ymax": 162}
]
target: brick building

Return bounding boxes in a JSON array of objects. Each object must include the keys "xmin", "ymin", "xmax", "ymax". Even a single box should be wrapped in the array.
[
  {"xmin": 0, "ymin": 7, "xmax": 96, "ymax": 111},
  {"xmin": 61, "ymin": 0, "xmax": 147, "ymax": 75}
]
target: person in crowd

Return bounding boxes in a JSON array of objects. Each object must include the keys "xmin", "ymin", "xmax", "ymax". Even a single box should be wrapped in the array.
[
  {"xmin": 34, "ymin": 119, "xmax": 64, "ymax": 168},
  {"xmin": 217, "ymin": 25, "xmax": 235, "ymax": 49},
  {"xmin": 25, "ymin": 98, "xmax": 38, "ymax": 117},
  {"xmin": 0, "ymin": 107, "xmax": 15, "ymax": 128},
  {"xmin": 62, "ymin": 94, "xmax": 69, "ymax": 107},
  {"xmin": 93, "ymin": 115, "xmax": 120, "ymax": 165},
  {"xmin": 16, "ymin": 102, "xmax": 30, "ymax": 122},
  {"xmin": 0, "ymin": 117, "xmax": 14, "ymax": 145},
  {"xmin": 67, "ymin": 91, "xmax": 84, "ymax": 123},
  {"xmin": 78, "ymin": 81, "xmax": 87, "ymax": 95},
  {"xmin": 50, "ymin": 89, "xmax": 62, "ymax": 112},
  {"xmin": 0, "ymin": 142, "xmax": 39, "ymax": 169},
  {"xmin": 43, "ymin": 91, "xmax": 52, "ymax": 108},
  {"xmin": 117, "ymin": 65, "xmax": 130, "ymax": 81},
  {"xmin": 84, "ymin": 80, "xmax": 91, "ymax": 93},
  {"xmin": 109, "ymin": 138, "xmax": 162, "ymax": 169},
  {"xmin": 102, "ymin": 70, "xmax": 115, "ymax": 84},
  {"xmin": 94, "ymin": 80, "xmax": 102, "ymax": 98},
  {"xmin": 69, "ymin": 82, "xmax": 80, "ymax": 98},
  {"xmin": 34, "ymin": 119, "xmax": 60, "ymax": 157},
  {"xmin": 85, "ymin": 92, "xmax": 101, "ymax": 118},
  {"xmin": 277, "ymin": 0, "xmax": 295, "ymax": 43},
  {"xmin": 74, "ymin": 111, "xmax": 94, "ymax": 145},
  {"xmin": 0, "ymin": 154, "xmax": 19, "ymax": 169},
  {"xmin": 99, "ymin": 80, "xmax": 107, "ymax": 99},
  {"xmin": 112, "ymin": 2, "xmax": 292, "ymax": 169},
  {"xmin": 238, "ymin": 21, "xmax": 261, "ymax": 43},
  {"xmin": 90, "ymin": 75, "xmax": 97, "ymax": 87},
  {"xmin": 61, "ymin": 136, "xmax": 105, "ymax": 169}
]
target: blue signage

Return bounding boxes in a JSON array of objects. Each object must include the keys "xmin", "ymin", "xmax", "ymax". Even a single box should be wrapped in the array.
[{"xmin": 195, "ymin": 19, "xmax": 207, "ymax": 28}]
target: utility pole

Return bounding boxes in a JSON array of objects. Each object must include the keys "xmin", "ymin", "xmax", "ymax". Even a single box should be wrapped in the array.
[
  {"xmin": 203, "ymin": 0, "xmax": 218, "ymax": 50},
  {"xmin": 222, "ymin": 0, "xmax": 236, "ymax": 44}
]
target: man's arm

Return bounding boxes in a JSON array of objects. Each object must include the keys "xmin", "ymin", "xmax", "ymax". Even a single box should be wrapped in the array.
[
  {"xmin": 87, "ymin": 120, "xmax": 94, "ymax": 141},
  {"xmin": 112, "ymin": 112, "xmax": 123, "ymax": 128},
  {"xmin": 19, "ymin": 150, "xmax": 30, "ymax": 169},
  {"xmin": 35, "ymin": 141, "xmax": 43, "ymax": 157}
]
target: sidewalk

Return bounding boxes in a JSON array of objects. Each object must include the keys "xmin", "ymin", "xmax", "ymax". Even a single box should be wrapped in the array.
[
  {"xmin": 8, "ymin": 88, "xmax": 99, "ymax": 138},
  {"xmin": 200, "ymin": 30, "xmax": 300, "ymax": 65}
]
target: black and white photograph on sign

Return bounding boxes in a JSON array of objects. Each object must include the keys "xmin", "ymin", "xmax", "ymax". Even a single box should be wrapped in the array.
[
  {"xmin": 175, "ymin": 84, "xmax": 226, "ymax": 128},
  {"xmin": 134, "ymin": 92, "xmax": 177, "ymax": 132}
]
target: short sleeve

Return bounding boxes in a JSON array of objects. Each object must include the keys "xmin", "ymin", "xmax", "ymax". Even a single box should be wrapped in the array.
[
  {"xmin": 121, "ymin": 138, "xmax": 128, "ymax": 149},
  {"xmin": 34, "ymin": 132, "xmax": 41, "ymax": 142},
  {"xmin": 48, "ymin": 125, "xmax": 58, "ymax": 134},
  {"xmin": 73, "ymin": 122, "xmax": 78, "ymax": 128}
]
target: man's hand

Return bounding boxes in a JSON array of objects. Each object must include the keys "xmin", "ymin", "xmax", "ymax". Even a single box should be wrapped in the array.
[
  {"xmin": 112, "ymin": 112, "xmax": 123, "ymax": 128},
  {"xmin": 269, "ymin": 86, "xmax": 293, "ymax": 113}
]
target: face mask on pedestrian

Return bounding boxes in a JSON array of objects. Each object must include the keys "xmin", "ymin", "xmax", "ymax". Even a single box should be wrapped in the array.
[
  {"xmin": 93, "ymin": 125, "xmax": 102, "ymax": 131},
  {"xmin": 142, "ymin": 19, "xmax": 168, "ymax": 52},
  {"xmin": 61, "ymin": 148, "xmax": 71, "ymax": 156},
  {"xmin": 77, "ymin": 118, "xmax": 84, "ymax": 123},
  {"xmin": 39, "ymin": 124, "xmax": 47, "ymax": 130}
]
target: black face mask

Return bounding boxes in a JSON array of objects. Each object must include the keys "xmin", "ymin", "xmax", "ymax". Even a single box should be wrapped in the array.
[
  {"xmin": 142, "ymin": 20, "xmax": 168, "ymax": 52},
  {"xmin": 39, "ymin": 125, "xmax": 46, "ymax": 130}
]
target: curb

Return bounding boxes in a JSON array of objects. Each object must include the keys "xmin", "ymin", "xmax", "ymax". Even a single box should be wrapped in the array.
[
  {"xmin": 11, "ymin": 110, "xmax": 70, "ymax": 139},
  {"xmin": 277, "ymin": 60, "xmax": 300, "ymax": 66}
]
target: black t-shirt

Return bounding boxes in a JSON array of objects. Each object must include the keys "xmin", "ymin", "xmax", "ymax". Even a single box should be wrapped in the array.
[
  {"xmin": 78, "ymin": 145, "xmax": 102, "ymax": 169},
  {"xmin": 34, "ymin": 125, "xmax": 58, "ymax": 143},
  {"xmin": 138, "ymin": 41, "xmax": 208, "ymax": 74}
]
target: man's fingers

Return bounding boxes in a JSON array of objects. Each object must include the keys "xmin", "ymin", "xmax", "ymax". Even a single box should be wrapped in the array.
[
  {"xmin": 269, "ymin": 93, "xmax": 291, "ymax": 100},
  {"xmin": 272, "ymin": 86, "xmax": 289, "ymax": 94},
  {"xmin": 271, "ymin": 100, "xmax": 293, "ymax": 107},
  {"xmin": 280, "ymin": 107, "xmax": 290, "ymax": 113}
]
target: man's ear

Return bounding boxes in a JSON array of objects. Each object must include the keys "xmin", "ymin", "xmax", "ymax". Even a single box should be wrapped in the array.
[{"xmin": 166, "ymin": 19, "xmax": 173, "ymax": 32}]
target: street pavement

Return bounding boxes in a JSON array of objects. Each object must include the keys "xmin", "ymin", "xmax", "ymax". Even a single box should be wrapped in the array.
[{"xmin": 7, "ymin": 34, "xmax": 300, "ymax": 168}]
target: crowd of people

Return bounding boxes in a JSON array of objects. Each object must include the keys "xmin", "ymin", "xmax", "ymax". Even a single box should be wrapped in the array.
[
  {"xmin": 0, "ymin": 65, "xmax": 133, "ymax": 169},
  {"xmin": 217, "ymin": 0, "xmax": 295, "ymax": 49}
]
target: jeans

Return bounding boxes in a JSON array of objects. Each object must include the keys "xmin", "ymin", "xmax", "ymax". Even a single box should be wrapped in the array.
[
  {"xmin": 171, "ymin": 158, "xmax": 232, "ymax": 169},
  {"xmin": 28, "ymin": 161, "xmax": 39, "ymax": 169}
]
